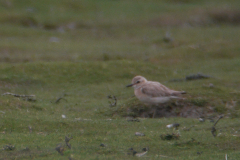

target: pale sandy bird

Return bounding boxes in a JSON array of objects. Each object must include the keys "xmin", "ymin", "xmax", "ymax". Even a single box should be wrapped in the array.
[{"xmin": 126, "ymin": 76, "xmax": 186, "ymax": 105}]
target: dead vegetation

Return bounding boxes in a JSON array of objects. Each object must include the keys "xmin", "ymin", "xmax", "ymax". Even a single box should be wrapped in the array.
[{"xmin": 2, "ymin": 92, "xmax": 36, "ymax": 101}]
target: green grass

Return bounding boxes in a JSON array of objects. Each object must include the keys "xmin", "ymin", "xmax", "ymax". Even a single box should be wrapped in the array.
[{"xmin": 0, "ymin": 0, "xmax": 240, "ymax": 159}]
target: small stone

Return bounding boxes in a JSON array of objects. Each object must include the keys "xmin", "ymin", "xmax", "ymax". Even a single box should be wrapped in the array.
[
  {"xmin": 100, "ymin": 143, "xmax": 106, "ymax": 147},
  {"xmin": 135, "ymin": 132, "xmax": 145, "ymax": 136}
]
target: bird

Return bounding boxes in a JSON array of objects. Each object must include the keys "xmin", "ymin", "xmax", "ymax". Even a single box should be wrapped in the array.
[{"xmin": 126, "ymin": 76, "xmax": 186, "ymax": 105}]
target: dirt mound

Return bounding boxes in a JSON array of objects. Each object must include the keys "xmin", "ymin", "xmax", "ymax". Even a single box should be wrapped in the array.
[
  {"xmin": 130, "ymin": 103, "xmax": 207, "ymax": 118},
  {"xmin": 114, "ymin": 99, "xmax": 214, "ymax": 118}
]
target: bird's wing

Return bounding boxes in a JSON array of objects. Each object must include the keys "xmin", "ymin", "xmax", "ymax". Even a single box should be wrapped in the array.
[{"xmin": 141, "ymin": 82, "xmax": 172, "ymax": 97}]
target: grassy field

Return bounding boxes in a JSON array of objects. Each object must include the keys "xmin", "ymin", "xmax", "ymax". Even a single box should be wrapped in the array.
[{"xmin": 0, "ymin": 0, "xmax": 240, "ymax": 159}]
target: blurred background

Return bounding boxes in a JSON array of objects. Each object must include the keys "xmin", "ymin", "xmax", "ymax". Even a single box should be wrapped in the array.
[{"xmin": 0, "ymin": 0, "xmax": 239, "ymax": 63}]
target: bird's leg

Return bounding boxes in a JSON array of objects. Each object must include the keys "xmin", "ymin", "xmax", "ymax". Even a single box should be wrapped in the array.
[{"xmin": 152, "ymin": 105, "xmax": 157, "ymax": 118}]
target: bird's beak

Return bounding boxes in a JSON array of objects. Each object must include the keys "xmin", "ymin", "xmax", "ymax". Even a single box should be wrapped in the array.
[{"xmin": 126, "ymin": 83, "xmax": 134, "ymax": 87}]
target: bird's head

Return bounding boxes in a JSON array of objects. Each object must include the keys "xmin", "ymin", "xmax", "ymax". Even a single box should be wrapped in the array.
[{"xmin": 126, "ymin": 76, "xmax": 147, "ymax": 88}]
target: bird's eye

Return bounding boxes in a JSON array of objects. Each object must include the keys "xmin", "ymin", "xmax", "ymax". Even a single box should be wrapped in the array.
[{"xmin": 136, "ymin": 81, "xmax": 140, "ymax": 83}]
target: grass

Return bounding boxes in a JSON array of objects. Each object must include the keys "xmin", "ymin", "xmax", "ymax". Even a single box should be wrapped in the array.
[{"xmin": 0, "ymin": 0, "xmax": 240, "ymax": 159}]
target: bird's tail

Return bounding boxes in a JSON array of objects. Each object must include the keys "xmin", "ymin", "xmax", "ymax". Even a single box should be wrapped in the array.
[
  {"xmin": 180, "ymin": 91, "xmax": 186, "ymax": 94},
  {"xmin": 171, "ymin": 91, "xmax": 186, "ymax": 96}
]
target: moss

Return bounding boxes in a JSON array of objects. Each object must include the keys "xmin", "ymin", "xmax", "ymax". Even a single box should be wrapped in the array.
[{"xmin": 190, "ymin": 98, "xmax": 208, "ymax": 107}]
